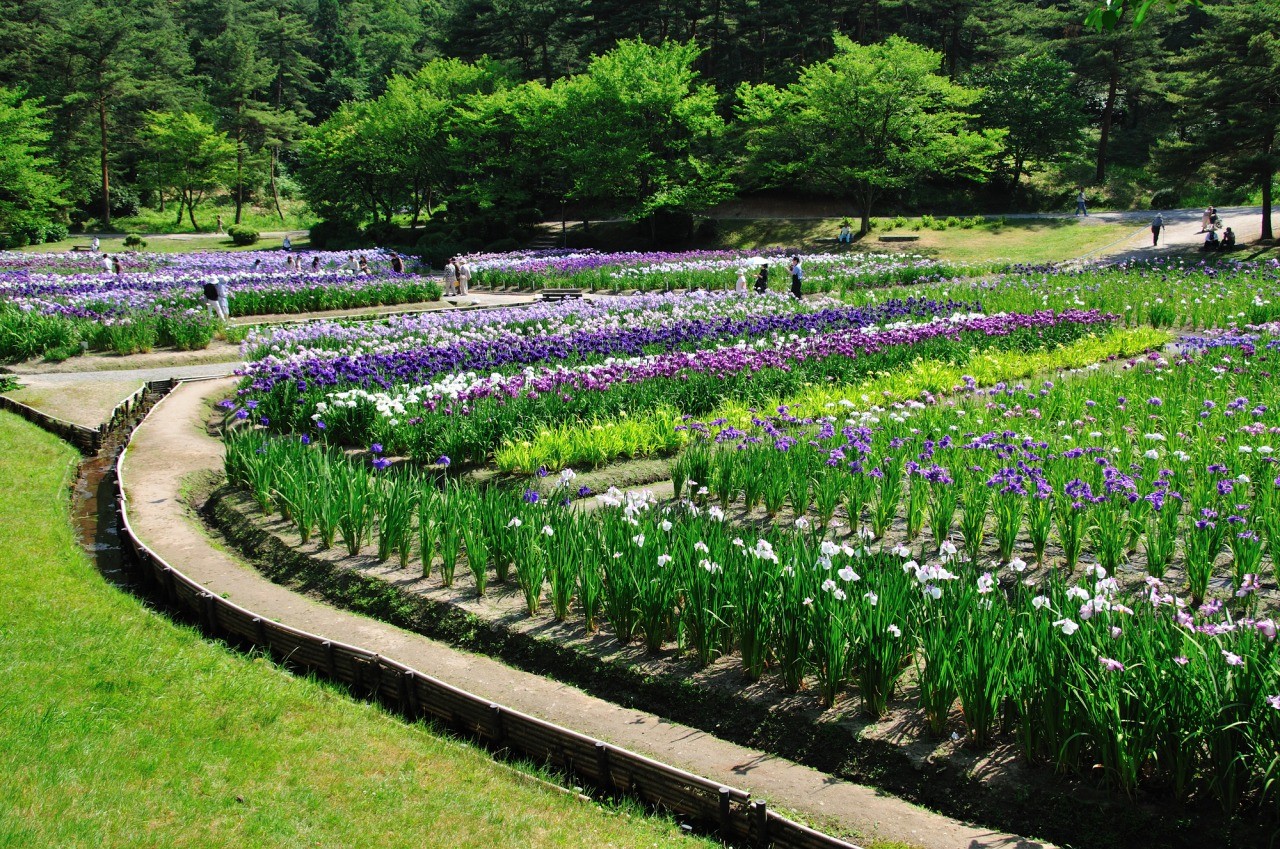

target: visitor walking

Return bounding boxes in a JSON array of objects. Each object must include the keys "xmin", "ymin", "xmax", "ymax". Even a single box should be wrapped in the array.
[
  {"xmin": 754, "ymin": 263, "xmax": 769, "ymax": 294},
  {"xmin": 215, "ymin": 215, "xmax": 223, "ymax": 233},
  {"xmin": 1075, "ymin": 189, "xmax": 1088, "ymax": 216},
  {"xmin": 442, "ymin": 259, "xmax": 458, "ymax": 295},
  {"xmin": 735, "ymin": 268, "xmax": 747, "ymax": 294},
  {"xmin": 1151, "ymin": 212, "xmax": 1163, "ymax": 246},
  {"xmin": 789, "ymin": 255, "xmax": 803, "ymax": 300}
]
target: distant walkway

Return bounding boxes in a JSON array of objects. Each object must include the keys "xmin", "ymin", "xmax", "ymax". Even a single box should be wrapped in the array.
[{"xmin": 121, "ymin": 377, "xmax": 1053, "ymax": 849}]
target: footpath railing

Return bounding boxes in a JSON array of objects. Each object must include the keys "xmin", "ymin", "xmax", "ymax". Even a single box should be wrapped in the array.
[{"xmin": 7, "ymin": 374, "xmax": 861, "ymax": 849}]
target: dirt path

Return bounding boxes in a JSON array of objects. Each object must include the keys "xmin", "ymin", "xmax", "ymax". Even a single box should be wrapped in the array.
[{"xmin": 119, "ymin": 377, "xmax": 1053, "ymax": 849}]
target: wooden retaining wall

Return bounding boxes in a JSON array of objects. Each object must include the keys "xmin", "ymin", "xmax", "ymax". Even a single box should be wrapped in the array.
[
  {"xmin": 0, "ymin": 376, "xmax": 177, "ymax": 454},
  {"xmin": 100, "ymin": 382, "xmax": 862, "ymax": 849}
]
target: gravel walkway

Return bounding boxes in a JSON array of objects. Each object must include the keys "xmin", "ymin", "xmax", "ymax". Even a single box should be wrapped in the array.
[{"xmin": 119, "ymin": 377, "xmax": 1054, "ymax": 849}]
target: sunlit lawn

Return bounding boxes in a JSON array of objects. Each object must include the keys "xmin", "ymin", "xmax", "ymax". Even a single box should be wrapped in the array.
[{"xmin": 0, "ymin": 412, "xmax": 710, "ymax": 849}]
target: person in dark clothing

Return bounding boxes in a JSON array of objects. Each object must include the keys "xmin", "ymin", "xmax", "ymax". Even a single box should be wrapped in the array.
[
  {"xmin": 754, "ymin": 263, "xmax": 769, "ymax": 294},
  {"xmin": 789, "ymin": 255, "xmax": 803, "ymax": 300},
  {"xmin": 1203, "ymin": 229, "xmax": 1220, "ymax": 251},
  {"xmin": 391, "ymin": 253, "xmax": 405, "ymax": 273},
  {"xmin": 1221, "ymin": 227, "xmax": 1236, "ymax": 250}
]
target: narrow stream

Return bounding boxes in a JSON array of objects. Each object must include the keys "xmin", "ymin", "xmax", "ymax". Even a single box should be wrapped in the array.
[{"xmin": 71, "ymin": 395, "xmax": 161, "ymax": 589}]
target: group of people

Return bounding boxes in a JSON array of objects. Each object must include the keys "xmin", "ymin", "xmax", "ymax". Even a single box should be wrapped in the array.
[
  {"xmin": 442, "ymin": 257, "xmax": 472, "ymax": 296},
  {"xmin": 1198, "ymin": 205, "xmax": 1237, "ymax": 252},
  {"xmin": 734, "ymin": 255, "xmax": 805, "ymax": 299}
]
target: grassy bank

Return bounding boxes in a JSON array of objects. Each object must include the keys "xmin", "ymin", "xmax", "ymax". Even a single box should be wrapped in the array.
[
  {"xmin": 0, "ymin": 411, "xmax": 707, "ymax": 849},
  {"xmin": 20, "ymin": 233, "xmax": 309, "ymax": 254}
]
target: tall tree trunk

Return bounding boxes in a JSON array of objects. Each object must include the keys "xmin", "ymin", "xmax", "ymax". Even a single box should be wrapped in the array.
[
  {"xmin": 98, "ymin": 94, "xmax": 111, "ymax": 229},
  {"xmin": 1096, "ymin": 52, "xmax": 1120, "ymax": 183},
  {"xmin": 1262, "ymin": 166, "xmax": 1274, "ymax": 242},
  {"xmin": 188, "ymin": 193, "xmax": 200, "ymax": 231},
  {"xmin": 270, "ymin": 147, "xmax": 285, "ymax": 222},
  {"xmin": 234, "ymin": 119, "xmax": 245, "ymax": 225}
]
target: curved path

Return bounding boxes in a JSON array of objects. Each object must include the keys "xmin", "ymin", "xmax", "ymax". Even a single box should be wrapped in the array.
[{"xmin": 121, "ymin": 377, "xmax": 1053, "ymax": 849}]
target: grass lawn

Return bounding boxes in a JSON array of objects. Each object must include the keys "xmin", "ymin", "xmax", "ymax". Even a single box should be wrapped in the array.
[
  {"xmin": 85, "ymin": 198, "xmax": 316, "ymax": 236},
  {"xmin": 0, "ymin": 411, "xmax": 709, "ymax": 849},
  {"xmin": 715, "ymin": 217, "xmax": 1138, "ymax": 264}
]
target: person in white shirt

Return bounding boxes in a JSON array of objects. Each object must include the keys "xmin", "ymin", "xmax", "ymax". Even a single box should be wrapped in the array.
[
  {"xmin": 282, "ymin": 235, "xmax": 292, "ymax": 251},
  {"xmin": 458, "ymin": 259, "xmax": 471, "ymax": 295},
  {"xmin": 101, "ymin": 253, "xmax": 112, "ymax": 274},
  {"xmin": 735, "ymin": 269, "xmax": 747, "ymax": 293},
  {"xmin": 91, "ymin": 237, "xmax": 100, "ymax": 252}
]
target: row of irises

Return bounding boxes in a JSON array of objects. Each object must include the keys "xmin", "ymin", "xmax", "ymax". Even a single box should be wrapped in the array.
[
  {"xmin": 672, "ymin": 333, "xmax": 1280, "ymax": 607},
  {"xmin": 260, "ymin": 310, "xmax": 1110, "ymax": 465},
  {"xmin": 240, "ymin": 295, "xmax": 979, "ymax": 401},
  {"xmin": 0, "ymin": 248, "xmax": 410, "ymax": 274},
  {"xmin": 241, "ymin": 289, "xmax": 856, "ymax": 361},
  {"xmin": 850, "ymin": 258, "xmax": 1280, "ymax": 330},
  {"xmin": 0, "ymin": 267, "xmax": 440, "ymax": 360},
  {"xmin": 223, "ymin": 430, "xmax": 1280, "ymax": 815},
  {"xmin": 466, "ymin": 249, "xmax": 987, "ymax": 294}
]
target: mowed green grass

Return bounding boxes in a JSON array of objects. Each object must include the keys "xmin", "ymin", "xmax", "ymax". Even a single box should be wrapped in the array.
[
  {"xmin": 20, "ymin": 233, "xmax": 308, "ymax": 255},
  {"xmin": 716, "ymin": 217, "xmax": 1137, "ymax": 263},
  {"xmin": 0, "ymin": 412, "xmax": 708, "ymax": 849}
]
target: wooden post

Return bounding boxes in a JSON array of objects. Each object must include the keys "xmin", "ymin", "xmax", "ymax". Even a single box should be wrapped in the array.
[
  {"xmin": 750, "ymin": 800, "xmax": 769, "ymax": 848},
  {"xmin": 718, "ymin": 787, "xmax": 733, "ymax": 836},
  {"xmin": 489, "ymin": 704, "xmax": 505, "ymax": 746},
  {"xmin": 323, "ymin": 640, "xmax": 337, "ymax": 677},
  {"xmin": 595, "ymin": 742, "xmax": 613, "ymax": 792}
]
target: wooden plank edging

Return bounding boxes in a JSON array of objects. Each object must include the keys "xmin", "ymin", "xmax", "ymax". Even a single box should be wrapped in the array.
[{"xmin": 113, "ymin": 380, "xmax": 862, "ymax": 849}]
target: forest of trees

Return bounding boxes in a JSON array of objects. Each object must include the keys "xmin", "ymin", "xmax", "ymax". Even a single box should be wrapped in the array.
[{"xmin": 0, "ymin": 0, "xmax": 1276, "ymax": 248}]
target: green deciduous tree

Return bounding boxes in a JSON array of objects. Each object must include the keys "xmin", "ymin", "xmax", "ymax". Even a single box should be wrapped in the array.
[
  {"xmin": 0, "ymin": 87, "xmax": 66, "ymax": 243},
  {"xmin": 554, "ymin": 39, "xmax": 728, "ymax": 229},
  {"xmin": 973, "ymin": 54, "xmax": 1088, "ymax": 188},
  {"xmin": 140, "ymin": 111, "xmax": 236, "ymax": 230},
  {"xmin": 738, "ymin": 34, "xmax": 1003, "ymax": 235}
]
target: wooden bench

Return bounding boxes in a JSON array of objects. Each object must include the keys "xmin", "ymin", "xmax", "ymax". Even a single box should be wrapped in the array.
[
  {"xmin": 70, "ymin": 245, "xmax": 96, "ymax": 252},
  {"xmin": 878, "ymin": 235, "xmax": 920, "ymax": 242},
  {"xmin": 541, "ymin": 288, "xmax": 584, "ymax": 302}
]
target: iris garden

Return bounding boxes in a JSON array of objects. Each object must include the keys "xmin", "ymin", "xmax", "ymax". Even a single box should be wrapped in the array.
[{"xmin": 217, "ymin": 251, "xmax": 1280, "ymax": 829}]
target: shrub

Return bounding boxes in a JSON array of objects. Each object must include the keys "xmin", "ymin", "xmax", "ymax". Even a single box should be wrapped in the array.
[
  {"xmin": 226, "ymin": 225, "xmax": 259, "ymax": 246},
  {"xmin": 123, "ymin": 233, "xmax": 147, "ymax": 249},
  {"xmin": 695, "ymin": 218, "xmax": 720, "ymax": 243},
  {"xmin": 364, "ymin": 221, "xmax": 408, "ymax": 246},
  {"xmin": 945, "ymin": 216, "xmax": 962, "ymax": 229},
  {"xmin": 513, "ymin": 208, "xmax": 543, "ymax": 225},
  {"xmin": 1149, "ymin": 188, "xmax": 1179, "ymax": 210},
  {"xmin": 44, "ymin": 222, "xmax": 69, "ymax": 242},
  {"xmin": 309, "ymin": 220, "xmax": 361, "ymax": 250},
  {"xmin": 920, "ymin": 214, "xmax": 939, "ymax": 230},
  {"xmin": 891, "ymin": 215, "xmax": 908, "ymax": 229},
  {"xmin": 484, "ymin": 238, "xmax": 521, "ymax": 253},
  {"xmin": 415, "ymin": 235, "xmax": 466, "ymax": 268}
]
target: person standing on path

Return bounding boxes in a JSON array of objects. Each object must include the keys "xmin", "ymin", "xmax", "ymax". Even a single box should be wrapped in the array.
[
  {"xmin": 442, "ymin": 258, "xmax": 458, "ymax": 296},
  {"xmin": 1075, "ymin": 189, "xmax": 1088, "ymax": 216},
  {"xmin": 735, "ymin": 268, "xmax": 747, "ymax": 294},
  {"xmin": 458, "ymin": 259, "xmax": 471, "ymax": 296},
  {"xmin": 754, "ymin": 263, "xmax": 769, "ymax": 294},
  {"xmin": 1151, "ymin": 212, "xmax": 1164, "ymax": 246},
  {"xmin": 789, "ymin": 255, "xmax": 803, "ymax": 300},
  {"xmin": 216, "ymin": 214, "xmax": 223, "ymax": 233}
]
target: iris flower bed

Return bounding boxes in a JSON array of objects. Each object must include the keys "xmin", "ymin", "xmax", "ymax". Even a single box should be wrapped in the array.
[
  {"xmin": 241, "ymin": 300, "xmax": 1108, "ymax": 463},
  {"xmin": 853, "ymin": 258, "xmax": 1280, "ymax": 330},
  {"xmin": 0, "ymin": 253, "xmax": 439, "ymax": 360},
  {"xmin": 223, "ymin": 329, "xmax": 1280, "ymax": 816},
  {"xmin": 466, "ymin": 248, "xmax": 989, "ymax": 294}
]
